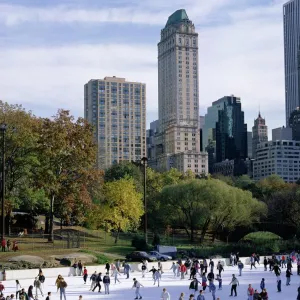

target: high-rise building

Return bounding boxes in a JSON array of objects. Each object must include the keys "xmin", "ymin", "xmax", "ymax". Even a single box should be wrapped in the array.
[
  {"xmin": 247, "ymin": 132, "xmax": 253, "ymax": 159},
  {"xmin": 283, "ymin": 0, "xmax": 300, "ymax": 125},
  {"xmin": 252, "ymin": 112, "xmax": 268, "ymax": 158},
  {"xmin": 215, "ymin": 96, "xmax": 248, "ymax": 162},
  {"xmin": 289, "ymin": 107, "xmax": 300, "ymax": 140},
  {"xmin": 84, "ymin": 76, "xmax": 146, "ymax": 169},
  {"xmin": 253, "ymin": 140, "xmax": 300, "ymax": 183},
  {"xmin": 272, "ymin": 126, "xmax": 293, "ymax": 141},
  {"xmin": 154, "ymin": 9, "xmax": 208, "ymax": 175}
]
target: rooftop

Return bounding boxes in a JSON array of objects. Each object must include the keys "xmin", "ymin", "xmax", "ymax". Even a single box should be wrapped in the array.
[{"xmin": 166, "ymin": 9, "xmax": 189, "ymax": 27}]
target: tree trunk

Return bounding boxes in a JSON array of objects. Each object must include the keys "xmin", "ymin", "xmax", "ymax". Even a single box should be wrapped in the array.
[
  {"xmin": 200, "ymin": 218, "xmax": 210, "ymax": 244},
  {"xmin": 190, "ymin": 226, "xmax": 195, "ymax": 243},
  {"xmin": 44, "ymin": 214, "xmax": 49, "ymax": 234},
  {"xmin": 184, "ymin": 227, "xmax": 191, "ymax": 240},
  {"xmin": 48, "ymin": 194, "xmax": 55, "ymax": 242},
  {"xmin": 60, "ymin": 218, "xmax": 63, "ymax": 230},
  {"xmin": 114, "ymin": 226, "xmax": 120, "ymax": 244}
]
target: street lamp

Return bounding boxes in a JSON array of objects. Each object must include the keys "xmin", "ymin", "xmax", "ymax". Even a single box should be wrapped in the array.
[
  {"xmin": 0, "ymin": 124, "xmax": 6, "ymax": 240},
  {"xmin": 141, "ymin": 157, "xmax": 148, "ymax": 244}
]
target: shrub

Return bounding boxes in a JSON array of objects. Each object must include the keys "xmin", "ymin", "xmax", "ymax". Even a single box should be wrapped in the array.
[
  {"xmin": 131, "ymin": 235, "xmax": 150, "ymax": 251},
  {"xmin": 240, "ymin": 231, "xmax": 282, "ymax": 244}
]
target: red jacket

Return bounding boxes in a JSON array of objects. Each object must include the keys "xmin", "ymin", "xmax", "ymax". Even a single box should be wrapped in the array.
[
  {"xmin": 248, "ymin": 287, "xmax": 254, "ymax": 296},
  {"xmin": 83, "ymin": 269, "xmax": 88, "ymax": 276},
  {"xmin": 180, "ymin": 265, "xmax": 187, "ymax": 272},
  {"xmin": 1, "ymin": 240, "xmax": 6, "ymax": 247}
]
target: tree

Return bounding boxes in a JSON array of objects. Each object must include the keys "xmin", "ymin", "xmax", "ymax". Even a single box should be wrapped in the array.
[
  {"xmin": 102, "ymin": 178, "xmax": 143, "ymax": 243},
  {"xmin": 35, "ymin": 110, "xmax": 97, "ymax": 241}
]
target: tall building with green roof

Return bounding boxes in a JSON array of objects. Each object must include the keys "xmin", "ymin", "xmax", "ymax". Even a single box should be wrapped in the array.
[{"xmin": 152, "ymin": 9, "xmax": 208, "ymax": 175}]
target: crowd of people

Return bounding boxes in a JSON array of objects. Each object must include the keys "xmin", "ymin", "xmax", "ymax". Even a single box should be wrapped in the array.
[{"xmin": 0, "ymin": 253, "xmax": 300, "ymax": 299}]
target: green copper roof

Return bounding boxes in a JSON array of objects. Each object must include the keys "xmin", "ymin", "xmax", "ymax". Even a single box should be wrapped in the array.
[{"xmin": 166, "ymin": 9, "xmax": 189, "ymax": 27}]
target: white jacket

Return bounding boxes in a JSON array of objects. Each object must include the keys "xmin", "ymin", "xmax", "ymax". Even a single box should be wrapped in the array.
[{"xmin": 161, "ymin": 291, "xmax": 171, "ymax": 300}]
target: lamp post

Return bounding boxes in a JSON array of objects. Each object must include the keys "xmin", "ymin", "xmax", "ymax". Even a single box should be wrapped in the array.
[
  {"xmin": 0, "ymin": 124, "xmax": 6, "ymax": 240},
  {"xmin": 141, "ymin": 157, "xmax": 148, "ymax": 244}
]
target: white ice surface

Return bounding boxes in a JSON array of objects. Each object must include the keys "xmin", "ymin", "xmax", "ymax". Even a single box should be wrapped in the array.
[{"xmin": 2, "ymin": 263, "xmax": 300, "ymax": 300}]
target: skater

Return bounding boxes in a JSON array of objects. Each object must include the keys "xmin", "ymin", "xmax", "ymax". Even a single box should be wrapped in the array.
[
  {"xmin": 253, "ymin": 289, "xmax": 260, "ymax": 300},
  {"xmin": 207, "ymin": 271, "xmax": 214, "ymax": 291},
  {"xmin": 229, "ymin": 274, "xmax": 239, "ymax": 297},
  {"xmin": 201, "ymin": 273, "xmax": 207, "ymax": 291},
  {"xmin": 203, "ymin": 259, "xmax": 208, "ymax": 273},
  {"xmin": 58, "ymin": 278, "xmax": 67, "ymax": 300},
  {"xmin": 34, "ymin": 277, "xmax": 44, "ymax": 298},
  {"xmin": 286, "ymin": 268, "xmax": 292, "ymax": 285},
  {"xmin": 237, "ymin": 260, "xmax": 244, "ymax": 276},
  {"xmin": 110, "ymin": 263, "xmax": 116, "ymax": 276},
  {"xmin": 297, "ymin": 259, "xmax": 300, "ymax": 275},
  {"xmin": 15, "ymin": 280, "xmax": 22, "ymax": 299},
  {"xmin": 55, "ymin": 275, "xmax": 62, "ymax": 292},
  {"xmin": 103, "ymin": 273, "xmax": 110, "ymax": 295},
  {"xmin": 180, "ymin": 264, "xmax": 187, "ymax": 279},
  {"xmin": 250, "ymin": 256, "xmax": 256, "ymax": 270},
  {"xmin": 158, "ymin": 261, "xmax": 164, "ymax": 274},
  {"xmin": 297, "ymin": 284, "xmax": 300, "ymax": 300},
  {"xmin": 27, "ymin": 286, "xmax": 34, "ymax": 300},
  {"xmin": 178, "ymin": 292, "xmax": 184, "ymax": 300},
  {"xmin": 281, "ymin": 255, "xmax": 286, "ymax": 268},
  {"xmin": 141, "ymin": 263, "xmax": 147, "ymax": 278},
  {"xmin": 38, "ymin": 272, "xmax": 45, "ymax": 288},
  {"xmin": 185, "ymin": 259, "xmax": 191, "ymax": 275},
  {"xmin": 216, "ymin": 274, "xmax": 222, "ymax": 290},
  {"xmin": 1, "ymin": 238, "xmax": 6, "ymax": 252},
  {"xmin": 161, "ymin": 288, "xmax": 171, "ymax": 300},
  {"xmin": 216, "ymin": 261, "xmax": 223, "ymax": 276},
  {"xmin": 209, "ymin": 282, "xmax": 216, "ymax": 300},
  {"xmin": 170, "ymin": 262, "xmax": 177, "ymax": 277},
  {"xmin": 260, "ymin": 278, "xmax": 265, "ymax": 291},
  {"xmin": 189, "ymin": 295, "xmax": 195, "ymax": 300},
  {"xmin": 45, "ymin": 292, "xmax": 51, "ymax": 300},
  {"xmin": 78, "ymin": 260, "xmax": 83, "ymax": 276},
  {"xmin": 260, "ymin": 288, "xmax": 268, "ymax": 300},
  {"xmin": 124, "ymin": 263, "xmax": 131, "ymax": 279},
  {"xmin": 209, "ymin": 259, "xmax": 214, "ymax": 272},
  {"xmin": 189, "ymin": 278, "xmax": 199, "ymax": 295},
  {"xmin": 72, "ymin": 260, "xmax": 78, "ymax": 276},
  {"xmin": 132, "ymin": 278, "xmax": 143, "ymax": 300},
  {"xmin": 105, "ymin": 262, "xmax": 110, "ymax": 274},
  {"xmin": 83, "ymin": 267, "xmax": 88, "ymax": 284},
  {"xmin": 112, "ymin": 268, "xmax": 121, "ymax": 284},
  {"xmin": 273, "ymin": 263, "xmax": 281, "ymax": 276},
  {"xmin": 247, "ymin": 284, "xmax": 254, "ymax": 300},
  {"xmin": 116, "ymin": 260, "xmax": 120, "ymax": 272},
  {"xmin": 190, "ymin": 265, "xmax": 196, "ymax": 280},
  {"xmin": 197, "ymin": 290, "xmax": 205, "ymax": 300},
  {"xmin": 263, "ymin": 257, "xmax": 268, "ymax": 271},
  {"xmin": 89, "ymin": 272, "xmax": 97, "ymax": 291},
  {"xmin": 92, "ymin": 273, "xmax": 102, "ymax": 292},
  {"xmin": 277, "ymin": 274, "xmax": 281, "ymax": 292}
]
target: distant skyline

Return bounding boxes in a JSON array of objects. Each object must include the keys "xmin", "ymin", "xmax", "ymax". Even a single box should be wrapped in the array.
[{"xmin": 0, "ymin": 0, "xmax": 287, "ymax": 135}]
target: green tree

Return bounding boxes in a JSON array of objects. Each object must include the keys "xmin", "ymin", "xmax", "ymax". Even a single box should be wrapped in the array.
[{"xmin": 35, "ymin": 110, "xmax": 97, "ymax": 241}]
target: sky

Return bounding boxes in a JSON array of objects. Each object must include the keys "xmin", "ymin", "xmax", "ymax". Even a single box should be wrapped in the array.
[{"xmin": 0, "ymin": 0, "xmax": 287, "ymax": 134}]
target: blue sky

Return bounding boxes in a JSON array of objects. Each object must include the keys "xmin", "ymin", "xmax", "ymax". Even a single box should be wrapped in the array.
[{"xmin": 0, "ymin": 0, "xmax": 287, "ymax": 134}]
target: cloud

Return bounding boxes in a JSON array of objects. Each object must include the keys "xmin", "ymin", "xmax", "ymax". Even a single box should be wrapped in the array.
[{"xmin": 0, "ymin": 0, "xmax": 287, "ymax": 135}]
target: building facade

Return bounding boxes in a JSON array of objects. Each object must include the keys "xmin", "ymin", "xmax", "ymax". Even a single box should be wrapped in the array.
[
  {"xmin": 289, "ymin": 107, "xmax": 300, "ymax": 140},
  {"xmin": 215, "ymin": 96, "xmax": 248, "ymax": 162},
  {"xmin": 252, "ymin": 112, "xmax": 268, "ymax": 158},
  {"xmin": 253, "ymin": 140, "xmax": 300, "ymax": 183},
  {"xmin": 272, "ymin": 126, "xmax": 293, "ymax": 141},
  {"xmin": 248, "ymin": 132, "xmax": 253, "ymax": 159},
  {"xmin": 154, "ymin": 9, "xmax": 207, "ymax": 175},
  {"xmin": 84, "ymin": 76, "xmax": 146, "ymax": 169},
  {"xmin": 283, "ymin": 0, "xmax": 300, "ymax": 126}
]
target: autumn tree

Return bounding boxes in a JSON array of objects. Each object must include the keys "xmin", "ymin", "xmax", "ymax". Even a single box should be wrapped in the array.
[{"xmin": 35, "ymin": 110, "xmax": 97, "ymax": 241}]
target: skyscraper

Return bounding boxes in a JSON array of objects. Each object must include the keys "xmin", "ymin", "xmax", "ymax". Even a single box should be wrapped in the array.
[
  {"xmin": 84, "ymin": 76, "xmax": 146, "ymax": 169},
  {"xmin": 154, "ymin": 9, "xmax": 208, "ymax": 175},
  {"xmin": 283, "ymin": 0, "xmax": 300, "ymax": 125},
  {"xmin": 289, "ymin": 107, "xmax": 300, "ymax": 140},
  {"xmin": 252, "ymin": 112, "xmax": 268, "ymax": 158},
  {"xmin": 215, "ymin": 96, "xmax": 248, "ymax": 162}
]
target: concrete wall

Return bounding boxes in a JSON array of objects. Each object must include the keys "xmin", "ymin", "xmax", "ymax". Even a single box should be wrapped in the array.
[{"xmin": 0, "ymin": 256, "xmax": 273, "ymax": 281}]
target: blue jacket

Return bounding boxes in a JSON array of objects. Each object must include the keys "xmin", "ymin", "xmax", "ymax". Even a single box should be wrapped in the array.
[
  {"xmin": 260, "ymin": 280, "xmax": 265, "ymax": 290},
  {"xmin": 197, "ymin": 295, "xmax": 205, "ymax": 300}
]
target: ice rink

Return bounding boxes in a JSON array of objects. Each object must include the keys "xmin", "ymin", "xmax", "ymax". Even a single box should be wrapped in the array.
[{"xmin": 2, "ymin": 262, "xmax": 300, "ymax": 299}]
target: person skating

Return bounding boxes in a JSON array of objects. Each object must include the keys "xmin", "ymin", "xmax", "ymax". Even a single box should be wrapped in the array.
[
  {"xmin": 207, "ymin": 271, "xmax": 214, "ymax": 291},
  {"xmin": 45, "ymin": 292, "xmax": 51, "ymax": 300},
  {"xmin": 297, "ymin": 259, "xmax": 300, "ymax": 275},
  {"xmin": 92, "ymin": 273, "xmax": 102, "ymax": 292},
  {"xmin": 158, "ymin": 261, "xmax": 164, "ymax": 274},
  {"xmin": 201, "ymin": 273, "xmax": 207, "ymax": 291},
  {"xmin": 250, "ymin": 256, "xmax": 256, "ymax": 270},
  {"xmin": 161, "ymin": 288, "xmax": 170, "ymax": 300},
  {"xmin": 1, "ymin": 238, "xmax": 6, "ymax": 252},
  {"xmin": 229, "ymin": 274, "xmax": 239, "ymax": 297},
  {"xmin": 281, "ymin": 255, "xmax": 286, "ymax": 268},
  {"xmin": 105, "ymin": 262, "xmax": 110, "ymax": 274},
  {"xmin": 260, "ymin": 288, "xmax": 268, "ymax": 300},
  {"xmin": 263, "ymin": 257, "xmax": 268, "ymax": 271},
  {"xmin": 260, "ymin": 278, "xmax": 265, "ymax": 291},
  {"xmin": 34, "ymin": 277, "xmax": 44, "ymax": 298},
  {"xmin": 83, "ymin": 267, "xmax": 88, "ymax": 284},
  {"xmin": 286, "ymin": 268, "xmax": 292, "ymax": 285},
  {"xmin": 170, "ymin": 262, "xmax": 177, "ymax": 277},
  {"xmin": 112, "ymin": 268, "xmax": 121, "ymax": 284},
  {"xmin": 141, "ymin": 263, "xmax": 147, "ymax": 278},
  {"xmin": 216, "ymin": 261, "xmax": 223, "ymax": 276},
  {"xmin": 38, "ymin": 271, "xmax": 45, "ymax": 288},
  {"xmin": 247, "ymin": 284, "xmax": 254, "ymax": 300},
  {"xmin": 124, "ymin": 263, "xmax": 131, "ymax": 279},
  {"xmin": 180, "ymin": 264, "xmax": 187, "ymax": 279},
  {"xmin": 253, "ymin": 289, "xmax": 260, "ymax": 300},
  {"xmin": 203, "ymin": 259, "xmax": 208, "ymax": 273},
  {"xmin": 273, "ymin": 263, "xmax": 281, "ymax": 276},
  {"xmin": 15, "ymin": 280, "xmax": 21, "ymax": 299},
  {"xmin": 72, "ymin": 260, "xmax": 78, "ymax": 276},
  {"xmin": 132, "ymin": 278, "xmax": 143, "ymax": 300},
  {"xmin": 149, "ymin": 266, "xmax": 160, "ymax": 287},
  {"xmin": 178, "ymin": 292, "xmax": 184, "ymax": 300},
  {"xmin": 209, "ymin": 282, "xmax": 216, "ymax": 300},
  {"xmin": 190, "ymin": 265, "xmax": 196, "ymax": 280},
  {"xmin": 237, "ymin": 260, "xmax": 244, "ymax": 276},
  {"xmin": 276, "ymin": 274, "xmax": 281, "ymax": 292},
  {"xmin": 189, "ymin": 278, "xmax": 200, "ymax": 295},
  {"xmin": 297, "ymin": 283, "xmax": 300, "ymax": 300},
  {"xmin": 189, "ymin": 295, "xmax": 195, "ymax": 300},
  {"xmin": 55, "ymin": 275, "xmax": 62, "ymax": 292},
  {"xmin": 77, "ymin": 260, "xmax": 83, "ymax": 276},
  {"xmin": 102, "ymin": 272, "xmax": 110, "ymax": 295},
  {"xmin": 196, "ymin": 290, "xmax": 205, "ymax": 300},
  {"xmin": 185, "ymin": 259, "xmax": 191, "ymax": 275},
  {"xmin": 27, "ymin": 286, "xmax": 34, "ymax": 300},
  {"xmin": 89, "ymin": 271, "xmax": 97, "ymax": 291},
  {"xmin": 216, "ymin": 274, "xmax": 222, "ymax": 290},
  {"xmin": 59, "ymin": 278, "xmax": 67, "ymax": 300},
  {"xmin": 0, "ymin": 282, "xmax": 4, "ymax": 294},
  {"xmin": 287, "ymin": 259, "xmax": 293, "ymax": 272},
  {"xmin": 209, "ymin": 259, "xmax": 214, "ymax": 273}
]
